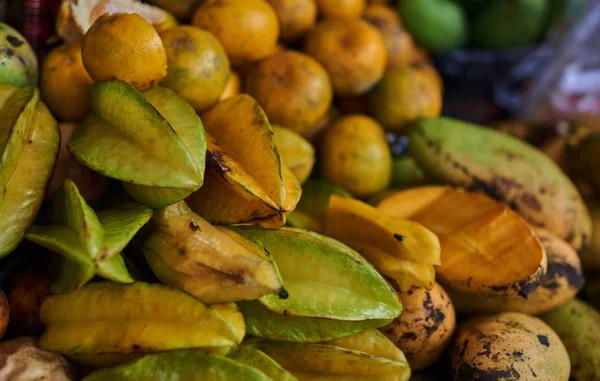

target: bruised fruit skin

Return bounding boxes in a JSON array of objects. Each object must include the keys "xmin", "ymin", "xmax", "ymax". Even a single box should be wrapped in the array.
[
  {"xmin": 451, "ymin": 312, "xmax": 570, "ymax": 381},
  {"xmin": 192, "ymin": 0, "xmax": 280, "ymax": 66},
  {"xmin": 41, "ymin": 42, "xmax": 93, "ymax": 123},
  {"xmin": 0, "ymin": 337, "xmax": 75, "ymax": 381},
  {"xmin": 245, "ymin": 50, "xmax": 332, "ymax": 137},
  {"xmin": 318, "ymin": 115, "xmax": 391, "ymax": 198},
  {"xmin": 7, "ymin": 268, "xmax": 52, "ymax": 337},
  {"xmin": 268, "ymin": 0, "xmax": 317, "ymax": 42},
  {"xmin": 448, "ymin": 228, "xmax": 584, "ymax": 315},
  {"xmin": 0, "ymin": 23, "xmax": 38, "ymax": 87},
  {"xmin": 315, "ymin": 0, "xmax": 366, "ymax": 18},
  {"xmin": 408, "ymin": 117, "xmax": 592, "ymax": 252},
  {"xmin": 48, "ymin": 123, "xmax": 108, "ymax": 204},
  {"xmin": 304, "ymin": 18, "xmax": 387, "ymax": 96},
  {"xmin": 369, "ymin": 63, "xmax": 442, "ymax": 133},
  {"xmin": 0, "ymin": 86, "xmax": 61, "ymax": 258},
  {"xmin": 160, "ymin": 26, "xmax": 231, "ymax": 112},
  {"xmin": 82, "ymin": 13, "xmax": 167, "ymax": 90},
  {"xmin": 363, "ymin": 3, "xmax": 419, "ymax": 69},
  {"xmin": 382, "ymin": 284, "xmax": 456, "ymax": 371},
  {"xmin": 0, "ymin": 290, "xmax": 8, "ymax": 339}
]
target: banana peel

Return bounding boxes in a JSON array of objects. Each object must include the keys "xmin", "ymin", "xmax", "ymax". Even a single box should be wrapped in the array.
[
  {"xmin": 69, "ymin": 81, "xmax": 205, "ymax": 207},
  {"xmin": 378, "ymin": 186, "xmax": 547, "ymax": 296},
  {"xmin": 408, "ymin": 117, "xmax": 591, "ymax": 252},
  {"xmin": 233, "ymin": 227, "xmax": 402, "ymax": 321},
  {"xmin": 40, "ymin": 282, "xmax": 242, "ymax": 357},
  {"xmin": 0, "ymin": 85, "xmax": 60, "ymax": 258},
  {"xmin": 81, "ymin": 350, "xmax": 272, "ymax": 381},
  {"xmin": 246, "ymin": 339, "xmax": 411, "ymax": 381},
  {"xmin": 25, "ymin": 179, "xmax": 152, "ymax": 293},
  {"xmin": 229, "ymin": 345, "xmax": 299, "ymax": 381},
  {"xmin": 188, "ymin": 94, "xmax": 301, "ymax": 228},
  {"xmin": 143, "ymin": 201, "xmax": 284, "ymax": 304},
  {"xmin": 56, "ymin": 0, "xmax": 177, "ymax": 43}
]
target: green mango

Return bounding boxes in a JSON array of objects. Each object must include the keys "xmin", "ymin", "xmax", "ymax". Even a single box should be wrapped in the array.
[
  {"xmin": 398, "ymin": 0, "xmax": 469, "ymax": 54},
  {"xmin": 247, "ymin": 339, "xmax": 411, "ymax": 381},
  {"xmin": 238, "ymin": 300, "xmax": 393, "ymax": 342},
  {"xmin": 286, "ymin": 179, "xmax": 352, "ymax": 233},
  {"xmin": 68, "ymin": 81, "xmax": 205, "ymax": 207},
  {"xmin": 82, "ymin": 351, "xmax": 272, "ymax": 381},
  {"xmin": 0, "ymin": 85, "xmax": 60, "ymax": 257},
  {"xmin": 233, "ymin": 227, "xmax": 401, "ymax": 321},
  {"xmin": 473, "ymin": 0, "xmax": 548, "ymax": 49},
  {"xmin": 540, "ymin": 299, "xmax": 600, "ymax": 381},
  {"xmin": 40, "ymin": 282, "xmax": 241, "ymax": 356},
  {"xmin": 122, "ymin": 85, "xmax": 207, "ymax": 207},
  {"xmin": 26, "ymin": 179, "xmax": 152, "ymax": 293},
  {"xmin": 0, "ymin": 23, "xmax": 38, "ymax": 86},
  {"xmin": 229, "ymin": 345, "xmax": 299, "ymax": 381},
  {"xmin": 408, "ymin": 117, "xmax": 591, "ymax": 252}
]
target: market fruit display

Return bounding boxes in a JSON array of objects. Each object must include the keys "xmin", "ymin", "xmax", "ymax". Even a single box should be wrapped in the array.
[{"xmin": 0, "ymin": 1, "xmax": 598, "ymax": 380}]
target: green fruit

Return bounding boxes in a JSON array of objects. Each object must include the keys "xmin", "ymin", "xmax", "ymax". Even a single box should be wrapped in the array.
[
  {"xmin": 232, "ymin": 227, "xmax": 402, "ymax": 342},
  {"xmin": 408, "ymin": 117, "xmax": 591, "ymax": 252},
  {"xmin": 82, "ymin": 351, "xmax": 272, "ymax": 381},
  {"xmin": 238, "ymin": 300, "xmax": 393, "ymax": 343},
  {"xmin": 68, "ymin": 81, "xmax": 205, "ymax": 207},
  {"xmin": 26, "ymin": 179, "xmax": 152, "ymax": 293},
  {"xmin": 286, "ymin": 179, "xmax": 353, "ymax": 233},
  {"xmin": 40, "ymin": 282, "xmax": 241, "ymax": 356},
  {"xmin": 390, "ymin": 156, "xmax": 429, "ymax": 189},
  {"xmin": 473, "ymin": 0, "xmax": 548, "ymax": 49},
  {"xmin": 0, "ymin": 23, "xmax": 38, "ymax": 86},
  {"xmin": 0, "ymin": 85, "xmax": 60, "ymax": 258},
  {"xmin": 247, "ymin": 339, "xmax": 411, "ymax": 381},
  {"xmin": 228, "ymin": 345, "xmax": 299, "ymax": 381},
  {"xmin": 540, "ymin": 299, "xmax": 600, "ymax": 381},
  {"xmin": 398, "ymin": 0, "xmax": 469, "ymax": 54},
  {"xmin": 545, "ymin": 0, "xmax": 588, "ymax": 30}
]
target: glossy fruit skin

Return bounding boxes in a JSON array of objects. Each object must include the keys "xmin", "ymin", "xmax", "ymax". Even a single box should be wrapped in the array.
[
  {"xmin": 369, "ymin": 63, "xmax": 442, "ymax": 133},
  {"xmin": 363, "ymin": 3, "xmax": 419, "ymax": 69},
  {"xmin": 0, "ymin": 22, "xmax": 38, "ymax": 87},
  {"xmin": 304, "ymin": 18, "xmax": 387, "ymax": 96},
  {"xmin": 245, "ymin": 50, "xmax": 332, "ymax": 137},
  {"xmin": 41, "ymin": 41, "xmax": 93, "ymax": 122},
  {"xmin": 268, "ymin": 0, "xmax": 317, "ymax": 42},
  {"xmin": 160, "ymin": 25, "xmax": 230, "ymax": 112},
  {"xmin": 318, "ymin": 114, "xmax": 391, "ymax": 198},
  {"xmin": 398, "ymin": 0, "xmax": 469, "ymax": 54},
  {"xmin": 192, "ymin": 0, "xmax": 280, "ymax": 66},
  {"xmin": 315, "ymin": 0, "xmax": 365, "ymax": 18},
  {"xmin": 82, "ymin": 13, "xmax": 167, "ymax": 90}
]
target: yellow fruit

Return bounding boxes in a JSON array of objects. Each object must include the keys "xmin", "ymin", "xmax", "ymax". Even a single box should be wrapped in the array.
[
  {"xmin": 363, "ymin": 3, "xmax": 418, "ymax": 69},
  {"xmin": 40, "ymin": 41, "xmax": 93, "ymax": 122},
  {"xmin": 369, "ymin": 63, "xmax": 442, "ymax": 133},
  {"xmin": 315, "ymin": 0, "xmax": 366, "ymax": 18},
  {"xmin": 245, "ymin": 49, "xmax": 333, "ymax": 137},
  {"xmin": 378, "ymin": 186, "xmax": 547, "ymax": 296},
  {"xmin": 192, "ymin": 0, "xmax": 280, "ymax": 66},
  {"xmin": 304, "ymin": 18, "xmax": 387, "ymax": 95},
  {"xmin": 160, "ymin": 25, "xmax": 230, "ymax": 112},
  {"xmin": 273, "ymin": 126, "xmax": 315, "ymax": 183},
  {"xmin": 318, "ymin": 114, "xmax": 391, "ymax": 198},
  {"xmin": 268, "ymin": 0, "xmax": 317, "ymax": 41},
  {"xmin": 82, "ymin": 13, "xmax": 167, "ymax": 90},
  {"xmin": 219, "ymin": 71, "xmax": 242, "ymax": 101},
  {"xmin": 56, "ymin": 0, "xmax": 177, "ymax": 43}
]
